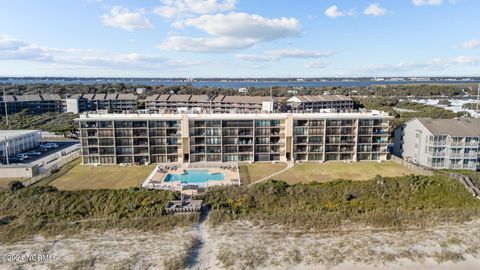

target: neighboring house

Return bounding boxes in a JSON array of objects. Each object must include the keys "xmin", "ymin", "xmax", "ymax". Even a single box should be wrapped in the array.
[
  {"xmin": 394, "ymin": 117, "xmax": 480, "ymax": 171},
  {"xmin": 0, "ymin": 94, "xmax": 64, "ymax": 115},
  {"xmin": 286, "ymin": 95, "xmax": 354, "ymax": 111},
  {"xmin": 76, "ymin": 111, "xmax": 391, "ymax": 165},
  {"xmin": 65, "ymin": 93, "xmax": 137, "ymax": 114},
  {"xmin": 145, "ymin": 94, "xmax": 274, "ymax": 113},
  {"xmin": 0, "ymin": 130, "xmax": 42, "ymax": 163}
]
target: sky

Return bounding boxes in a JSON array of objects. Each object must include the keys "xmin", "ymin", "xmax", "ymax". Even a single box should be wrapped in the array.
[{"xmin": 0, "ymin": 0, "xmax": 479, "ymax": 78}]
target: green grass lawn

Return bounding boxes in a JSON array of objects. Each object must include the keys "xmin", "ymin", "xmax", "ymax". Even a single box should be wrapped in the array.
[
  {"xmin": 49, "ymin": 163, "xmax": 157, "ymax": 190},
  {"xmin": 239, "ymin": 162, "xmax": 288, "ymax": 185},
  {"xmin": 274, "ymin": 161, "xmax": 416, "ymax": 184}
]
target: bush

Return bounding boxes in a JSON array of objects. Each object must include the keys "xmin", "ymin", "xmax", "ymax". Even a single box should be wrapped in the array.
[
  {"xmin": 204, "ymin": 174, "xmax": 480, "ymax": 229},
  {"xmin": 7, "ymin": 181, "xmax": 24, "ymax": 192}
]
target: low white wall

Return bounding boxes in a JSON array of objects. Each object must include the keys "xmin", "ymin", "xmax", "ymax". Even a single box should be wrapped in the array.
[{"xmin": 0, "ymin": 166, "xmax": 36, "ymax": 178}]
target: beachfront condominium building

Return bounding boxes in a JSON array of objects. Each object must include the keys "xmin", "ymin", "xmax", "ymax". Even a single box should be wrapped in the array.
[
  {"xmin": 0, "ymin": 94, "xmax": 64, "ymax": 115},
  {"xmin": 77, "ymin": 111, "xmax": 391, "ymax": 165},
  {"xmin": 0, "ymin": 130, "xmax": 42, "ymax": 164},
  {"xmin": 393, "ymin": 118, "xmax": 480, "ymax": 171},
  {"xmin": 65, "ymin": 93, "xmax": 137, "ymax": 114},
  {"xmin": 145, "ymin": 94, "xmax": 274, "ymax": 113},
  {"xmin": 286, "ymin": 95, "xmax": 354, "ymax": 111}
]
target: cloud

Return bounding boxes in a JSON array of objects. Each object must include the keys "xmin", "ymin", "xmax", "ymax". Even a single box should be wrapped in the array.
[
  {"xmin": 101, "ymin": 6, "xmax": 153, "ymax": 31},
  {"xmin": 357, "ymin": 56, "xmax": 480, "ymax": 75},
  {"xmin": 160, "ymin": 12, "xmax": 301, "ymax": 52},
  {"xmin": 154, "ymin": 0, "xmax": 237, "ymax": 19},
  {"xmin": 159, "ymin": 36, "xmax": 255, "ymax": 52},
  {"xmin": 0, "ymin": 35, "xmax": 202, "ymax": 72},
  {"xmin": 453, "ymin": 56, "xmax": 480, "ymax": 65},
  {"xmin": 325, "ymin": 5, "xmax": 355, "ymax": 18},
  {"xmin": 236, "ymin": 49, "xmax": 334, "ymax": 62},
  {"xmin": 0, "ymin": 36, "xmax": 28, "ymax": 50},
  {"xmin": 177, "ymin": 13, "xmax": 300, "ymax": 41},
  {"xmin": 457, "ymin": 39, "xmax": 480, "ymax": 49},
  {"xmin": 412, "ymin": 0, "xmax": 442, "ymax": 6},
  {"xmin": 305, "ymin": 61, "xmax": 327, "ymax": 69},
  {"xmin": 364, "ymin": 4, "xmax": 388, "ymax": 16},
  {"xmin": 358, "ymin": 58, "xmax": 450, "ymax": 74}
]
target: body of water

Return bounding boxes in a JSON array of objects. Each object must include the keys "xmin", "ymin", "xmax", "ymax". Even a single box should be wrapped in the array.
[{"xmin": 1, "ymin": 78, "xmax": 479, "ymax": 88}]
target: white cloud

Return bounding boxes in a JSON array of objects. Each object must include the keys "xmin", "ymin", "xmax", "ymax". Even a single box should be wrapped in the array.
[
  {"xmin": 159, "ymin": 36, "xmax": 255, "ymax": 52},
  {"xmin": 357, "ymin": 56, "xmax": 480, "ymax": 75},
  {"xmin": 412, "ymin": 0, "xmax": 442, "ymax": 6},
  {"xmin": 325, "ymin": 5, "xmax": 355, "ymax": 18},
  {"xmin": 178, "ymin": 13, "xmax": 300, "ymax": 41},
  {"xmin": 237, "ymin": 49, "xmax": 334, "ymax": 62},
  {"xmin": 154, "ymin": 0, "xmax": 237, "ymax": 19},
  {"xmin": 0, "ymin": 35, "xmax": 203, "ymax": 72},
  {"xmin": 453, "ymin": 56, "xmax": 480, "ymax": 65},
  {"xmin": 160, "ymin": 12, "xmax": 301, "ymax": 52},
  {"xmin": 305, "ymin": 61, "xmax": 327, "ymax": 69},
  {"xmin": 457, "ymin": 40, "xmax": 480, "ymax": 49},
  {"xmin": 101, "ymin": 6, "xmax": 153, "ymax": 31},
  {"xmin": 0, "ymin": 36, "xmax": 28, "ymax": 50},
  {"xmin": 364, "ymin": 4, "xmax": 387, "ymax": 16}
]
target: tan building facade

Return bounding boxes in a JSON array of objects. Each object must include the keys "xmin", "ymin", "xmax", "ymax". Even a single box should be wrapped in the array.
[{"xmin": 77, "ymin": 111, "xmax": 391, "ymax": 165}]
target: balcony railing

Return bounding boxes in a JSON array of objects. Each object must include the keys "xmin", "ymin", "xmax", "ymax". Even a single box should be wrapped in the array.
[
  {"xmin": 430, "ymin": 141, "xmax": 447, "ymax": 146},
  {"xmin": 450, "ymin": 142, "xmax": 464, "ymax": 146}
]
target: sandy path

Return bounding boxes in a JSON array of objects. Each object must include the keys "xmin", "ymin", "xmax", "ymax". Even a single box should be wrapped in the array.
[{"xmin": 186, "ymin": 207, "xmax": 216, "ymax": 270}]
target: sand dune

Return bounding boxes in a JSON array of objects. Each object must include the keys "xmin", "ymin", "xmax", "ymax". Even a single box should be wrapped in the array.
[{"xmin": 1, "ymin": 219, "xmax": 479, "ymax": 269}]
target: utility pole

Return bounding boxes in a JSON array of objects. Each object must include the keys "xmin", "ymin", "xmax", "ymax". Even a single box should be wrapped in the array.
[
  {"xmin": 270, "ymin": 86, "xmax": 273, "ymax": 113},
  {"xmin": 3, "ymin": 85, "xmax": 9, "ymax": 129},
  {"xmin": 477, "ymin": 83, "xmax": 479, "ymax": 114},
  {"xmin": 4, "ymin": 136, "xmax": 9, "ymax": 165}
]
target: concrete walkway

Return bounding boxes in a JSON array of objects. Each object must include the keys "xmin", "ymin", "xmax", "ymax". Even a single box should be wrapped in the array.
[{"xmin": 249, "ymin": 162, "xmax": 295, "ymax": 186}]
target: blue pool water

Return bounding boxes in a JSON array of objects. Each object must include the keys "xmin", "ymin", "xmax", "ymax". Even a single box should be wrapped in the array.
[{"xmin": 164, "ymin": 170, "xmax": 224, "ymax": 184}]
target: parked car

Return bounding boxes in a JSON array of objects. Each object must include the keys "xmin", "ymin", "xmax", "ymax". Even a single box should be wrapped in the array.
[
  {"xmin": 8, "ymin": 156, "xmax": 23, "ymax": 162},
  {"xmin": 15, "ymin": 154, "xmax": 28, "ymax": 160},
  {"xmin": 40, "ymin": 143, "xmax": 59, "ymax": 149},
  {"xmin": 24, "ymin": 151, "xmax": 42, "ymax": 157}
]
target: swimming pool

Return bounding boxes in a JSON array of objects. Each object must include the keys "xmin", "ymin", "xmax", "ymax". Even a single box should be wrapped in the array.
[{"xmin": 163, "ymin": 170, "xmax": 224, "ymax": 185}]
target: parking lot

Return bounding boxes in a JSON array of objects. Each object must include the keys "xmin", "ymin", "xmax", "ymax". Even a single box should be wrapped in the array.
[{"xmin": 5, "ymin": 141, "xmax": 79, "ymax": 165}]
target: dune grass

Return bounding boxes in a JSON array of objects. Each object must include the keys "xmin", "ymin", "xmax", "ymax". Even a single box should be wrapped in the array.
[
  {"xmin": 49, "ymin": 163, "xmax": 156, "ymax": 190},
  {"xmin": 0, "ymin": 186, "xmax": 197, "ymax": 242},
  {"xmin": 274, "ymin": 161, "xmax": 416, "ymax": 184},
  {"xmin": 239, "ymin": 162, "xmax": 288, "ymax": 184},
  {"xmin": 204, "ymin": 174, "xmax": 480, "ymax": 229}
]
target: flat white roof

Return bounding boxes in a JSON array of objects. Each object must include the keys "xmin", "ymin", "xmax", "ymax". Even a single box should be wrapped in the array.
[
  {"xmin": 76, "ymin": 110, "xmax": 392, "ymax": 121},
  {"xmin": 0, "ymin": 130, "xmax": 41, "ymax": 140}
]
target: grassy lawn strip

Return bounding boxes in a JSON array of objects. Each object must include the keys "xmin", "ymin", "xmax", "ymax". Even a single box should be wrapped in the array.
[
  {"xmin": 49, "ymin": 163, "xmax": 156, "ymax": 190},
  {"xmin": 274, "ymin": 161, "xmax": 416, "ymax": 184},
  {"xmin": 239, "ymin": 162, "xmax": 288, "ymax": 185},
  {"xmin": 204, "ymin": 175, "xmax": 480, "ymax": 230},
  {"xmin": 30, "ymin": 158, "xmax": 81, "ymax": 187},
  {"xmin": 0, "ymin": 187, "xmax": 196, "ymax": 242}
]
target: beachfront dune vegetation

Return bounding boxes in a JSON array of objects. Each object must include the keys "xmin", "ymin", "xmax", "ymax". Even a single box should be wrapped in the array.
[
  {"xmin": 204, "ymin": 174, "xmax": 480, "ymax": 230},
  {"xmin": 0, "ymin": 186, "xmax": 197, "ymax": 242}
]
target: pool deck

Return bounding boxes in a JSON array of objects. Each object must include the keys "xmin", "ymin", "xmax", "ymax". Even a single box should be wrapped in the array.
[{"xmin": 142, "ymin": 163, "xmax": 240, "ymax": 192}]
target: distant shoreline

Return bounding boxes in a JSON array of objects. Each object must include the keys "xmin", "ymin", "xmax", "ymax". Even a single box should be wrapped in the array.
[{"xmin": 1, "ymin": 77, "xmax": 479, "ymax": 88}]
